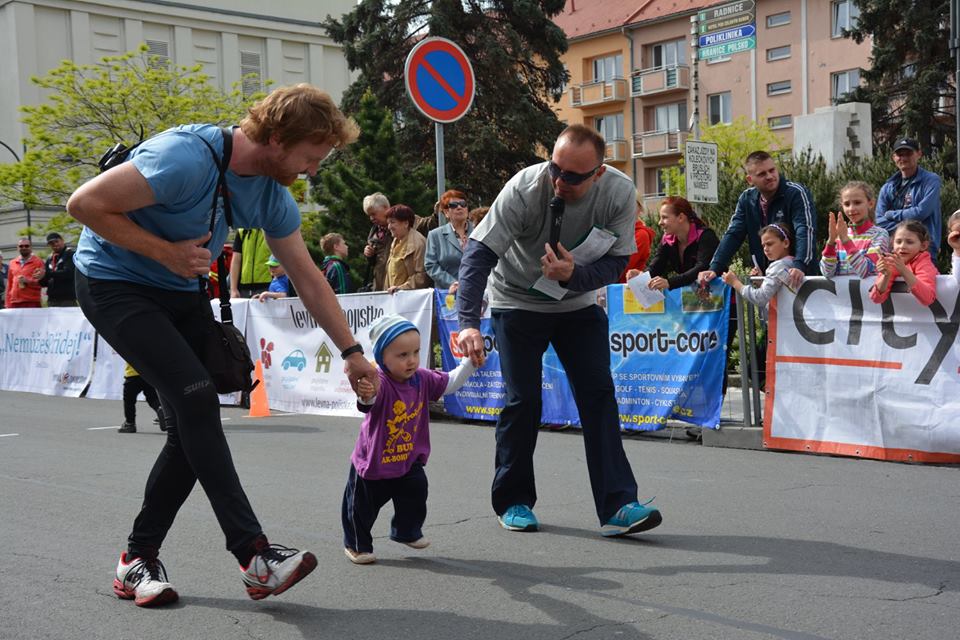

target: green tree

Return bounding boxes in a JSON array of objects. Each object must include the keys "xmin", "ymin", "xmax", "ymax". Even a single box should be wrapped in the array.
[
  {"xmin": 661, "ymin": 117, "xmax": 784, "ymax": 234},
  {"xmin": 0, "ymin": 46, "xmax": 264, "ymax": 240},
  {"xmin": 323, "ymin": 0, "xmax": 568, "ymax": 204},
  {"xmin": 307, "ymin": 90, "xmax": 436, "ymax": 283},
  {"xmin": 842, "ymin": 0, "xmax": 953, "ymax": 155}
]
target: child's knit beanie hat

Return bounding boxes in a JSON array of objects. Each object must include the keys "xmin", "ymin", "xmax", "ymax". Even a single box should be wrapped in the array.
[{"xmin": 369, "ymin": 314, "xmax": 418, "ymax": 368}]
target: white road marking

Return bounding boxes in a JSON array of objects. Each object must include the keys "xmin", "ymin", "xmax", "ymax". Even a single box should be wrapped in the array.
[
  {"xmin": 88, "ymin": 416, "xmax": 231, "ymax": 430},
  {"xmin": 0, "ymin": 433, "xmax": 19, "ymax": 438}
]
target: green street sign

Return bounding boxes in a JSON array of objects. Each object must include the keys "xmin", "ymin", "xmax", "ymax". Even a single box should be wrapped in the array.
[{"xmin": 698, "ymin": 36, "xmax": 756, "ymax": 60}]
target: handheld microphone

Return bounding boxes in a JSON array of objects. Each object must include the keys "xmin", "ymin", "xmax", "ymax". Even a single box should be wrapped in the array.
[{"xmin": 548, "ymin": 196, "xmax": 565, "ymax": 252}]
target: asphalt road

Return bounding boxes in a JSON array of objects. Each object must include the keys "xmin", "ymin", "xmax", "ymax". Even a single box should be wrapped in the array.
[{"xmin": 1, "ymin": 389, "xmax": 958, "ymax": 640}]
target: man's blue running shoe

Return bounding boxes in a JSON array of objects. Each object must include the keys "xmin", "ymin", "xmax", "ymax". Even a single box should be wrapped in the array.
[
  {"xmin": 600, "ymin": 500, "xmax": 662, "ymax": 537},
  {"xmin": 498, "ymin": 505, "xmax": 539, "ymax": 532}
]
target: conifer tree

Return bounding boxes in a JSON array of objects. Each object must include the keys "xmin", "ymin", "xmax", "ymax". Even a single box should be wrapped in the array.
[
  {"xmin": 307, "ymin": 90, "xmax": 435, "ymax": 280},
  {"xmin": 842, "ymin": 0, "xmax": 953, "ymax": 151}
]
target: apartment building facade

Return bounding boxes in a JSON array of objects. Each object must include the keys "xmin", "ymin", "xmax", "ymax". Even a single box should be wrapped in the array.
[
  {"xmin": 0, "ymin": 0, "xmax": 354, "ymax": 249},
  {"xmin": 554, "ymin": 0, "xmax": 871, "ymax": 211}
]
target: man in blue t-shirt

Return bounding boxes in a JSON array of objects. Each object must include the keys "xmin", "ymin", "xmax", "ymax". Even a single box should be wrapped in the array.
[{"xmin": 67, "ymin": 84, "xmax": 377, "ymax": 608}]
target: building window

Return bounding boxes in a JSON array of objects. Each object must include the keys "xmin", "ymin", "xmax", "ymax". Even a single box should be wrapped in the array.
[
  {"xmin": 767, "ymin": 80, "xmax": 792, "ymax": 96},
  {"xmin": 594, "ymin": 113, "xmax": 624, "ymax": 140},
  {"xmin": 655, "ymin": 168, "xmax": 670, "ymax": 195},
  {"xmin": 650, "ymin": 39, "xmax": 685, "ymax": 69},
  {"xmin": 653, "ymin": 102, "xmax": 687, "ymax": 132},
  {"xmin": 145, "ymin": 39, "xmax": 170, "ymax": 69},
  {"xmin": 831, "ymin": 68, "xmax": 861, "ymax": 100},
  {"xmin": 766, "ymin": 45, "xmax": 791, "ymax": 62},
  {"xmin": 707, "ymin": 92, "xmax": 732, "ymax": 125},
  {"xmin": 766, "ymin": 12, "xmax": 791, "ymax": 28},
  {"xmin": 832, "ymin": 0, "xmax": 860, "ymax": 38},
  {"xmin": 240, "ymin": 51, "xmax": 263, "ymax": 98},
  {"xmin": 768, "ymin": 115, "xmax": 792, "ymax": 129},
  {"xmin": 592, "ymin": 54, "xmax": 623, "ymax": 81}
]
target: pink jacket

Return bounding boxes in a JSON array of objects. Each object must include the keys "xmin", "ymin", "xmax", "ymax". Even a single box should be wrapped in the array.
[{"xmin": 868, "ymin": 251, "xmax": 938, "ymax": 306}]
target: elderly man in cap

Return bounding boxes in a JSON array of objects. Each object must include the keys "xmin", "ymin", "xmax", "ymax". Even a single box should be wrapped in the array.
[
  {"xmin": 876, "ymin": 138, "xmax": 942, "ymax": 256},
  {"xmin": 40, "ymin": 232, "xmax": 77, "ymax": 306}
]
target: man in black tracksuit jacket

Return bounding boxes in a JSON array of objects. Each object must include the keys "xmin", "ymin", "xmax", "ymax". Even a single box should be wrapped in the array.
[
  {"xmin": 40, "ymin": 232, "xmax": 77, "ymax": 306},
  {"xmin": 701, "ymin": 151, "xmax": 817, "ymax": 283}
]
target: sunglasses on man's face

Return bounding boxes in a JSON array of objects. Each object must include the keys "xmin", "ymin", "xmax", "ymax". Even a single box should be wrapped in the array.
[
  {"xmin": 548, "ymin": 161, "xmax": 601, "ymax": 186},
  {"xmin": 18, "ymin": 245, "xmax": 30, "ymax": 249},
  {"xmin": 445, "ymin": 201, "xmax": 467, "ymax": 209}
]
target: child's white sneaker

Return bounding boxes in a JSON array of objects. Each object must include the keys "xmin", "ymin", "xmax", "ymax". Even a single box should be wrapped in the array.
[
  {"xmin": 344, "ymin": 547, "xmax": 376, "ymax": 564},
  {"xmin": 401, "ymin": 537, "xmax": 430, "ymax": 549}
]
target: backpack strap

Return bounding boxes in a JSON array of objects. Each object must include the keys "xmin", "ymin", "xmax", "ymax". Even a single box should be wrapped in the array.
[{"xmin": 193, "ymin": 127, "xmax": 236, "ymax": 322}]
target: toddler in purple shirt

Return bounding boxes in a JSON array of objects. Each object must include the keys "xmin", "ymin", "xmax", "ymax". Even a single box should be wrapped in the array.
[{"xmin": 342, "ymin": 314, "xmax": 478, "ymax": 564}]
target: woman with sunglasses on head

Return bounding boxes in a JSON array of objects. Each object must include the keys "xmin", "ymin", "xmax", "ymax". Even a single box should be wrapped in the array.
[{"xmin": 425, "ymin": 190, "xmax": 474, "ymax": 295}]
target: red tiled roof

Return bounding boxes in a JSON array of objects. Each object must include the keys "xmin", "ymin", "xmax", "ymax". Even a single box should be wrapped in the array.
[{"xmin": 554, "ymin": 0, "xmax": 720, "ymax": 40}]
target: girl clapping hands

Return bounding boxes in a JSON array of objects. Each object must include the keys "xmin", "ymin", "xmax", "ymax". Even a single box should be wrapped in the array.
[{"xmin": 869, "ymin": 220, "xmax": 938, "ymax": 306}]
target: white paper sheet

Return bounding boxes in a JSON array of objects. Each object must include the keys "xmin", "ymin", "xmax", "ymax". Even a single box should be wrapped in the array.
[{"xmin": 626, "ymin": 271, "xmax": 665, "ymax": 308}]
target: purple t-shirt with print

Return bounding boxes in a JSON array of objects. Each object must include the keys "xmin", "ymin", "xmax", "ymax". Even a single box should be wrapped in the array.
[{"xmin": 351, "ymin": 368, "xmax": 449, "ymax": 480}]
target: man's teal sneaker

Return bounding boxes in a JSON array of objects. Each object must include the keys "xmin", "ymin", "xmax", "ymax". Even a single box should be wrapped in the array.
[
  {"xmin": 600, "ymin": 500, "xmax": 662, "ymax": 537},
  {"xmin": 498, "ymin": 505, "xmax": 539, "ymax": 532}
]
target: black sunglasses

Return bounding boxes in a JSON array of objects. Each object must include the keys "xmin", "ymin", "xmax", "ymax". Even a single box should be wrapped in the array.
[
  {"xmin": 18, "ymin": 244, "xmax": 30, "ymax": 248},
  {"xmin": 548, "ymin": 161, "xmax": 602, "ymax": 185},
  {"xmin": 445, "ymin": 201, "xmax": 467, "ymax": 209}
]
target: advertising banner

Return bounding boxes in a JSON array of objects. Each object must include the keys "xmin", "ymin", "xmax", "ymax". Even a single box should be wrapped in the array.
[
  {"xmin": 766, "ymin": 276, "xmax": 960, "ymax": 462},
  {"xmin": 435, "ymin": 283, "xmax": 729, "ymax": 430},
  {"xmin": 433, "ymin": 289, "xmax": 575, "ymax": 424},
  {"xmin": 0, "ymin": 307, "xmax": 95, "ymax": 396},
  {"xmin": 244, "ymin": 290, "xmax": 433, "ymax": 416},
  {"xmin": 607, "ymin": 282, "xmax": 729, "ymax": 429}
]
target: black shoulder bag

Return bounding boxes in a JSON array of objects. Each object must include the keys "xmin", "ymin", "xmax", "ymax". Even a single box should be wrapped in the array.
[{"xmin": 198, "ymin": 128, "xmax": 257, "ymax": 395}]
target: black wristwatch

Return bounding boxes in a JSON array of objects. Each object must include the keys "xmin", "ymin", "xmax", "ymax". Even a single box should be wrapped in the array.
[{"xmin": 340, "ymin": 344, "xmax": 364, "ymax": 359}]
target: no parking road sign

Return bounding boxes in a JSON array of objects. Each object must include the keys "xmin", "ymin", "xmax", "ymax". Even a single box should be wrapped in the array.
[{"xmin": 404, "ymin": 37, "xmax": 475, "ymax": 124}]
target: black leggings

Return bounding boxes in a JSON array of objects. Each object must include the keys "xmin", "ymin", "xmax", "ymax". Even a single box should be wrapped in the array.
[{"xmin": 77, "ymin": 272, "xmax": 262, "ymax": 562}]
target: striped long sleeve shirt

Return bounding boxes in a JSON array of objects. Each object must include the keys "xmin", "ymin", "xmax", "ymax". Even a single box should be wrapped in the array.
[{"xmin": 820, "ymin": 221, "xmax": 889, "ymax": 278}]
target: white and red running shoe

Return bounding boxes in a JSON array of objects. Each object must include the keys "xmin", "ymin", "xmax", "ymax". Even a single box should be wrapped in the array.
[
  {"xmin": 113, "ymin": 552, "xmax": 179, "ymax": 607},
  {"xmin": 240, "ymin": 543, "xmax": 317, "ymax": 600}
]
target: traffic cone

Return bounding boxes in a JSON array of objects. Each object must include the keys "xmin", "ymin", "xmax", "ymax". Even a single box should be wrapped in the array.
[{"xmin": 247, "ymin": 359, "xmax": 270, "ymax": 418}]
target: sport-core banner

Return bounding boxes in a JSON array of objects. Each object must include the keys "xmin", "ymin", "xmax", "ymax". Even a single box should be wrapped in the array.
[
  {"xmin": 435, "ymin": 283, "xmax": 730, "ymax": 430},
  {"xmin": 0, "ymin": 307, "xmax": 95, "ymax": 396},
  {"xmin": 244, "ymin": 289, "xmax": 433, "ymax": 417},
  {"xmin": 766, "ymin": 276, "xmax": 960, "ymax": 462}
]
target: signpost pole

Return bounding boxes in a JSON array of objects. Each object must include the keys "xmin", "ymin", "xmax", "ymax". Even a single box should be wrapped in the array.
[
  {"xmin": 952, "ymin": 0, "xmax": 960, "ymax": 186},
  {"xmin": 435, "ymin": 122, "xmax": 445, "ymax": 207},
  {"xmin": 690, "ymin": 14, "xmax": 700, "ymax": 141}
]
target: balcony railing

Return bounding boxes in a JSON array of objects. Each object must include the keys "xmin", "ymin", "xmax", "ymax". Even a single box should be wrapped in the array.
[
  {"xmin": 630, "ymin": 65, "xmax": 691, "ymax": 97},
  {"xmin": 604, "ymin": 139, "xmax": 628, "ymax": 163},
  {"xmin": 569, "ymin": 78, "xmax": 628, "ymax": 107},
  {"xmin": 631, "ymin": 130, "xmax": 688, "ymax": 158}
]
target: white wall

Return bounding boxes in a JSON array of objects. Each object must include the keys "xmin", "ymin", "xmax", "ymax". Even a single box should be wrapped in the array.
[{"xmin": 794, "ymin": 102, "xmax": 872, "ymax": 171}]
